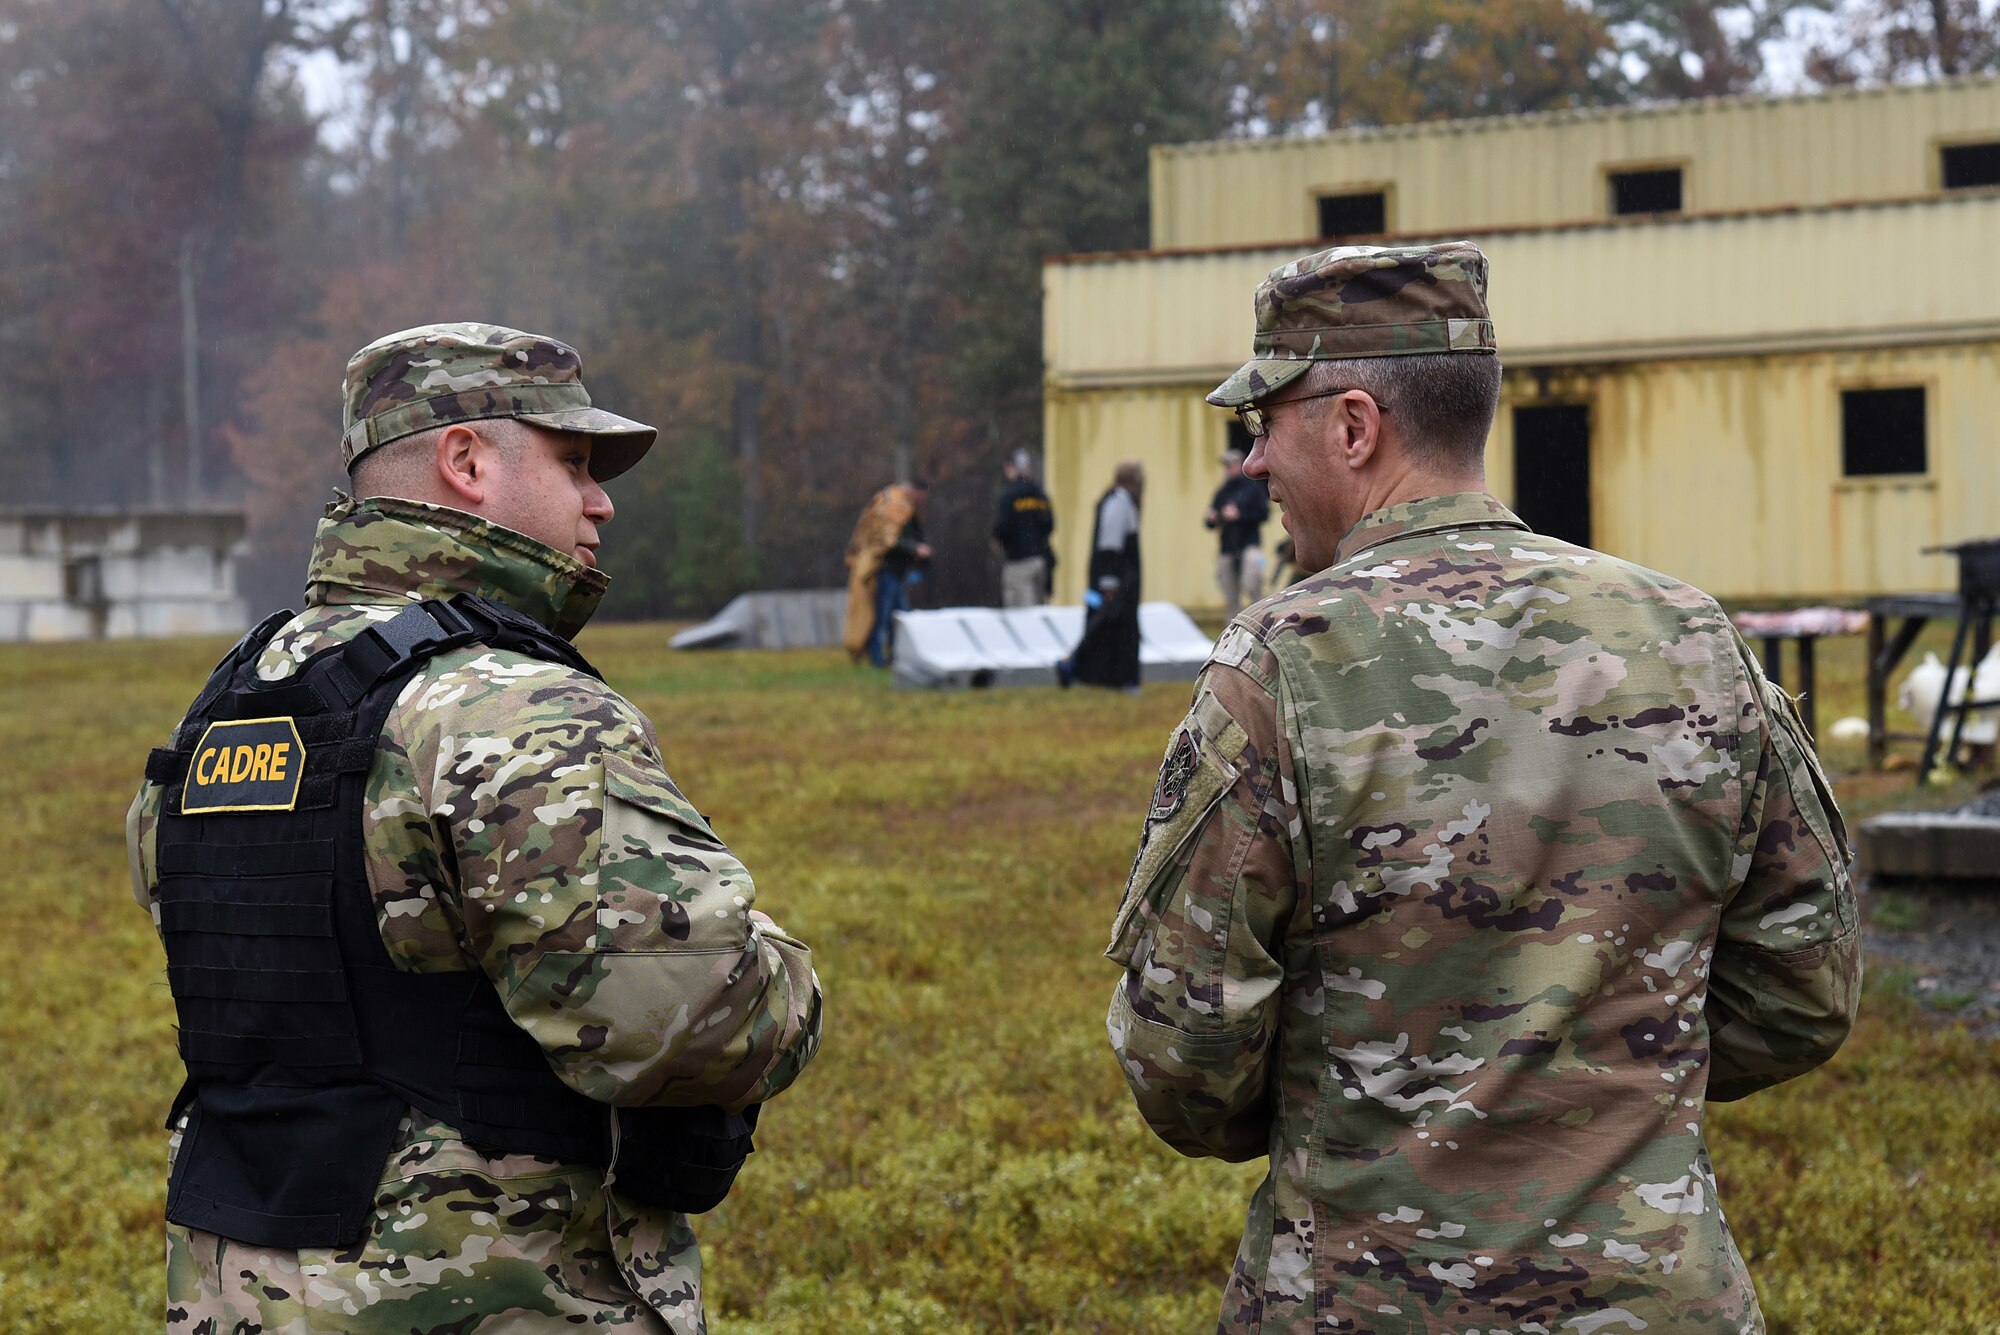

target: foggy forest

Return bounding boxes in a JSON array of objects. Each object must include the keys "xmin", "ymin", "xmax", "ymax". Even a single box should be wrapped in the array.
[{"xmin": 1, "ymin": 0, "xmax": 1992, "ymax": 617}]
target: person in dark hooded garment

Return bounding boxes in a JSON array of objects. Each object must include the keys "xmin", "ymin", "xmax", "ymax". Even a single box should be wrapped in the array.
[{"xmin": 1059, "ymin": 460, "xmax": 1144, "ymax": 691}]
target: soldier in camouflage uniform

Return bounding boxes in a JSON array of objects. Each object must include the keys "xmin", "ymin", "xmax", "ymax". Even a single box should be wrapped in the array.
[
  {"xmin": 128, "ymin": 323, "xmax": 822, "ymax": 1332},
  {"xmin": 1105, "ymin": 244, "xmax": 1858, "ymax": 1334}
]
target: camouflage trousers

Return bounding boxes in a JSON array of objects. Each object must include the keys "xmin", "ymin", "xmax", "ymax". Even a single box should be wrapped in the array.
[{"xmin": 164, "ymin": 1114, "xmax": 705, "ymax": 1333}]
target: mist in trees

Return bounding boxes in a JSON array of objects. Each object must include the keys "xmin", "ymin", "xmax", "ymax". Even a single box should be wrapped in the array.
[{"xmin": 0, "ymin": 0, "xmax": 1989, "ymax": 617}]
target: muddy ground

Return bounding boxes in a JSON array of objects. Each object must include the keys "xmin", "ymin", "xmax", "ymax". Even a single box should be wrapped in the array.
[
  {"xmin": 1854, "ymin": 786, "xmax": 2000, "ymax": 1037},
  {"xmin": 1862, "ymin": 873, "xmax": 2000, "ymax": 1039}
]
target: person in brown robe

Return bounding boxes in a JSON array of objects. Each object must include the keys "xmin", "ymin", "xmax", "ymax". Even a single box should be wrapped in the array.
[{"xmin": 842, "ymin": 480, "xmax": 929, "ymax": 665}]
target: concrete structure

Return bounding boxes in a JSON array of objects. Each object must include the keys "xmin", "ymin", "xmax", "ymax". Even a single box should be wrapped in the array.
[
  {"xmin": 891, "ymin": 603, "xmax": 1212, "ymax": 689},
  {"xmin": 1860, "ymin": 795, "xmax": 2000, "ymax": 882},
  {"xmin": 1044, "ymin": 77, "xmax": 2000, "ymax": 609},
  {"xmin": 0, "ymin": 509, "xmax": 248, "ymax": 641}
]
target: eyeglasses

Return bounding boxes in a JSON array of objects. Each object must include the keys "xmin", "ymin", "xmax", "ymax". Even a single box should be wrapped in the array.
[{"xmin": 1234, "ymin": 387, "xmax": 1387, "ymax": 439}]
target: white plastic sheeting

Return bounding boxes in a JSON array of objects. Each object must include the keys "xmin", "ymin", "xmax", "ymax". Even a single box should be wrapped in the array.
[
  {"xmin": 669, "ymin": 589, "xmax": 848, "ymax": 651},
  {"xmin": 891, "ymin": 603, "xmax": 1213, "ymax": 689}
]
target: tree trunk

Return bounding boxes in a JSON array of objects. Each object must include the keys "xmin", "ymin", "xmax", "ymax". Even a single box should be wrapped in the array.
[
  {"xmin": 1930, "ymin": 0, "xmax": 1961, "ymax": 75},
  {"xmin": 147, "ymin": 367, "xmax": 168, "ymax": 506},
  {"xmin": 884, "ymin": 16, "xmax": 922, "ymax": 484},
  {"xmin": 705, "ymin": 0, "xmax": 766, "ymax": 553},
  {"xmin": 179, "ymin": 231, "xmax": 203, "ymax": 502},
  {"xmin": 717, "ymin": 154, "xmax": 764, "ymax": 551},
  {"xmin": 153, "ymin": 0, "xmax": 288, "ymax": 503},
  {"xmin": 376, "ymin": 0, "xmax": 420, "ymax": 244}
]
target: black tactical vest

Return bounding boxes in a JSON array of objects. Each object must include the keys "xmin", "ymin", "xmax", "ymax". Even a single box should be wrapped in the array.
[{"xmin": 145, "ymin": 593, "xmax": 756, "ymax": 1249}]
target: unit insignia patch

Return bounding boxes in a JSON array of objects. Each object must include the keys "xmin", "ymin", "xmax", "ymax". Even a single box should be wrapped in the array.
[
  {"xmin": 181, "ymin": 717, "xmax": 307, "ymax": 814},
  {"xmin": 1150, "ymin": 728, "xmax": 1199, "ymax": 821}
]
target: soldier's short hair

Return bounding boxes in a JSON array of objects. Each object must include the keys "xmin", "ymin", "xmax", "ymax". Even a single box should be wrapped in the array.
[
  {"xmin": 349, "ymin": 417, "xmax": 535, "ymax": 499},
  {"xmin": 1295, "ymin": 353, "xmax": 1502, "ymax": 471}
]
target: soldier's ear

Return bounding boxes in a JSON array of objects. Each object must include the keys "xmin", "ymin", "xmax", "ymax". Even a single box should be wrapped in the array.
[
  {"xmin": 1332, "ymin": 392, "xmax": 1382, "ymax": 472},
  {"xmin": 434, "ymin": 423, "xmax": 488, "ymax": 507}
]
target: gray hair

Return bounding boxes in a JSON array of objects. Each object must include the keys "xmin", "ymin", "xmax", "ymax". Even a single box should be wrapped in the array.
[{"xmin": 1296, "ymin": 354, "xmax": 1502, "ymax": 471}]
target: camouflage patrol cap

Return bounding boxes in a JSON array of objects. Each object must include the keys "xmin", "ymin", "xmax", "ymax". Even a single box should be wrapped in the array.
[
  {"xmin": 1207, "ymin": 241, "xmax": 1497, "ymax": 407},
  {"xmin": 341, "ymin": 322, "xmax": 657, "ymax": 480}
]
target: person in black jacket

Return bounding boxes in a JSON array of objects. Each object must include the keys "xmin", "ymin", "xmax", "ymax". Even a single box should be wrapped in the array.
[
  {"xmin": 1058, "ymin": 460, "xmax": 1144, "ymax": 691},
  {"xmin": 992, "ymin": 448, "xmax": 1055, "ymax": 607},
  {"xmin": 1205, "ymin": 446, "xmax": 1271, "ymax": 617}
]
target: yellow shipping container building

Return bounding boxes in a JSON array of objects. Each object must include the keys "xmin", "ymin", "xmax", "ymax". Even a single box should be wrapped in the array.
[{"xmin": 1042, "ymin": 76, "xmax": 2000, "ymax": 609}]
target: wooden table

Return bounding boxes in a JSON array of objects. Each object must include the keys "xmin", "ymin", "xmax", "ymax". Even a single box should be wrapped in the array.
[{"xmin": 1731, "ymin": 608, "xmax": 1869, "ymax": 744}]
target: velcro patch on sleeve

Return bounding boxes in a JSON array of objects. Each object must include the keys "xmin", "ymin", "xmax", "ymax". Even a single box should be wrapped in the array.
[
  {"xmin": 1106, "ymin": 695, "xmax": 1249, "ymax": 965},
  {"xmin": 1211, "ymin": 624, "xmax": 1256, "ymax": 670},
  {"xmin": 1150, "ymin": 729, "xmax": 1200, "ymax": 821},
  {"xmin": 181, "ymin": 717, "xmax": 306, "ymax": 814}
]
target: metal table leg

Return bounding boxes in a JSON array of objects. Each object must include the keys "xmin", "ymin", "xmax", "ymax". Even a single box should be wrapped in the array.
[{"xmin": 1797, "ymin": 635, "xmax": 1817, "ymax": 741}]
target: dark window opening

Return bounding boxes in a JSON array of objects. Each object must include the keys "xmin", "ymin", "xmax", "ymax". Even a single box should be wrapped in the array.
[
  {"xmin": 62, "ymin": 555, "xmax": 104, "ymax": 605},
  {"xmin": 1841, "ymin": 387, "xmax": 1927, "ymax": 477},
  {"xmin": 1942, "ymin": 141, "xmax": 2000, "ymax": 190},
  {"xmin": 1608, "ymin": 167, "xmax": 1682, "ymax": 216},
  {"xmin": 1317, "ymin": 190, "xmax": 1387, "ymax": 239},
  {"xmin": 1513, "ymin": 405, "xmax": 1592, "ymax": 548},
  {"xmin": 1226, "ymin": 418, "xmax": 1255, "ymax": 460}
]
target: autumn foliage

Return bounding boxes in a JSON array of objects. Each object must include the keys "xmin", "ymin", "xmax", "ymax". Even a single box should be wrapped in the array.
[{"xmin": 0, "ymin": 0, "xmax": 1989, "ymax": 616}]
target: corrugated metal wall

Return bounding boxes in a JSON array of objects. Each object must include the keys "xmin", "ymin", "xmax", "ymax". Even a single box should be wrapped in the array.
[
  {"xmin": 1500, "ymin": 343, "xmax": 2000, "ymax": 600},
  {"xmin": 1151, "ymin": 76, "xmax": 2000, "ymax": 249},
  {"xmin": 1044, "ymin": 387, "xmax": 1273, "ymax": 610},
  {"xmin": 1046, "ymin": 81, "xmax": 2000, "ymax": 610},
  {"xmin": 1048, "ymin": 192, "xmax": 2000, "ymax": 386},
  {"xmin": 1046, "ymin": 341, "xmax": 2000, "ymax": 609}
]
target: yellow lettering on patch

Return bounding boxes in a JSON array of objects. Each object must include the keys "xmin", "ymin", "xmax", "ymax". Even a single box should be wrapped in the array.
[{"xmin": 181, "ymin": 717, "xmax": 307, "ymax": 815}]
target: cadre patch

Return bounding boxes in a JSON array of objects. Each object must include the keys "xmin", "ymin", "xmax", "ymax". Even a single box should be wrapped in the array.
[
  {"xmin": 1150, "ymin": 728, "xmax": 1199, "ymax": 821},
  {"xmin": 181, "ymin": 717, "xmax": 307, "ymax": 814}
]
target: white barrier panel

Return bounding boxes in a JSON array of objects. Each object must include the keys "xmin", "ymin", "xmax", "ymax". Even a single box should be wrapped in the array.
[
  {"xmin": 892, "ymin": 603, "xmax": 1212, "ymax": 689},
  {"xmin": 670, "ymin": 589, "xmax": 848, "ymax": 651}
]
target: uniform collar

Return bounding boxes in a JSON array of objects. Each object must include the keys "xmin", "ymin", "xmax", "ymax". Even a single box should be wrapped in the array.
[
  {"xmin": 1332, "ymin": 491, "xmax": 1529, "ymax": 565},
  {"xmin": 303, "ymin": 494, "xmax": 609, "ymax": 640}
]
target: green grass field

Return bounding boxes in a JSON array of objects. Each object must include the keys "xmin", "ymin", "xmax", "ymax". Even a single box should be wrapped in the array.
[{"xmin": 2, "ymin": 622, "xmax": 1996, "ymax": 1333}]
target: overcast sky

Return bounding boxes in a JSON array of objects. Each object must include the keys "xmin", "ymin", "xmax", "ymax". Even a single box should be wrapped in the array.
[{"xmin": 280, "ymin": 1, "xmax": 1988, "ymax": 155}]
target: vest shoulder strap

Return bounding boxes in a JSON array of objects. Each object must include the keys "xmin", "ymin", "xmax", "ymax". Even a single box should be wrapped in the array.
[
  {"xmin": 322, "ymin": 594, "xmax": 602, "ymax": 709},
  {"xmin": 148, "ymin": 596, "xmax": 596, "ymax": 788},
  {"xmin": 148, "ymin": 607, "xmax": 299, "ymax": 782}
]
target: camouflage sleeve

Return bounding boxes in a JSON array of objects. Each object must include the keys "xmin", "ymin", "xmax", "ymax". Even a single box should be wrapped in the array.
[
  {"xmin": 1706, "ymin": 654, "xmax": 1861, "ymax": 1103},
  {"xmin": 368, "ymin": 649, "xmax": 822, "ymax": 1112},
  {"xmin": 126, "ymin": 780, "xmax": 164, "ymax": 921},
  {"xmin": 1104, "ymin": 644, "xmax": 1298, "ymax": 1162}
]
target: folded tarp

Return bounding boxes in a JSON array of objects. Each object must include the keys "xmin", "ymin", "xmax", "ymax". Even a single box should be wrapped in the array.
[
  {"xmin": 669, "ymin": 589, "xmax": 848, "ymax": 651},
  {"xmin": 891, "ymin": 603, "xmax": 1213, "ymax": 689}
]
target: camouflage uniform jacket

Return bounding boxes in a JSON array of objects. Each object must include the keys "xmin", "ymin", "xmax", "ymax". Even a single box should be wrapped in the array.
[
  {"xmin": 1106, "ymin": 492, "xmax": 1858, "ymax": 1335},
  {"xmin": 128, "ymin": 494, "xmax": 822, "ymax": 1334}
]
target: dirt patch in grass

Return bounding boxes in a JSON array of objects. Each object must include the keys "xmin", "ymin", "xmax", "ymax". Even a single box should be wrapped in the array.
[{"xmin": 1863, "ymin": 880, "xmax": 2000, "ymax": 1037}]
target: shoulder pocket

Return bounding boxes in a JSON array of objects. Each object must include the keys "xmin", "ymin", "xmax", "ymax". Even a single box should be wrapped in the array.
[
  {"xmin": 595, "ymin": 752, "xmax": 745, "ymax": 952},
  {"xmin": 1763, "ymin": 682, "xmax": 1853, "ymax": 878},
  {"xmin": 1106, "ymin": 718, "xmax": 1243, "ymax": 966},
  {"xmin": 602, "ymin": 752, "xmax": 719, "ymax": 844}
]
